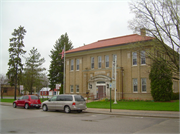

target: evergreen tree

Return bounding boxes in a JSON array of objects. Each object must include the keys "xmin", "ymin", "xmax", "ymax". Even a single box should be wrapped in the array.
[
  {"xmin": 149, "ymin": 59, "xmax": 173, "ymax": 101},
  {"xmin": 48, "ymin": 33, "xmax": 73, "ymax": 93},
  {"xmin": 23, "ymin": 47, "xmax": 45, "ymax": 95},
  {"xmin": 6, "ymin": 26, "xmax": 26, "ymax": 100}
]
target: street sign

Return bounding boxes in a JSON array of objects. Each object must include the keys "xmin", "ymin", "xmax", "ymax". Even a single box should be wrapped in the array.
[
  {"xmin": 109, "ymin": 83, "xmax": 112, "ymax": 88},
  {"xmin": 20, "ymin": 85, "xmax": 23, "ymax": 91}
]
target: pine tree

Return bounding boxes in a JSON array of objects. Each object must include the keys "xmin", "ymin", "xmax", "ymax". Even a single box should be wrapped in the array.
[
  {"xmin": 6, "ymin": 26, "xmax": 26, "ymax": 100},
  {"xmin": 23, "ymin": 47, "xmax": 45, "ymax": 95},
  {"xmin": 48, "ymin": 33, "xmax": 73, "ymax": 93}
]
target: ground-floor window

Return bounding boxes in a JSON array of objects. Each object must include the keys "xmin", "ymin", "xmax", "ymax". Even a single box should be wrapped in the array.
[
  {"xmin": 133, "ymin": 78, "xmax": 138, "ymax": 92},
  {"xmin": 70, "ymin": 85, "xmax": 73, "ymax": 93},
  {"xmin": 141, "ymin": 78, "xmax": 147, "ymax": 92},
  {"xmin": 76, "ymin": 85, "xmax": 79, "ymax": 93}
]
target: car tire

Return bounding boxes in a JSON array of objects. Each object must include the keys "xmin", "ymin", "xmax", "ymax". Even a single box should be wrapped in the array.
[
  {"xmin": 42, "ymin": 104, "xmax": 48, "ymax": 111},
  {"xmin": 77, "ymin": 110, "xmax": 82, "ymax": 113},
  {"xmin": 25, "ymin": 103, "xmax": 29, "ymax": 109},
  {"xmin": 13, "ymin": 103, "xmax": 17, "ymax": 108},
  {"xmin": 64, "ymin": 106, "xmax": 71, "ymax": 113}
]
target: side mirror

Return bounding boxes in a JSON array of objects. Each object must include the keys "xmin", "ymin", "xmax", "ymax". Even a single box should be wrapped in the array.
[{"xmin": 48, "ymin": 99, "xmax": 51, "ymax": 101}]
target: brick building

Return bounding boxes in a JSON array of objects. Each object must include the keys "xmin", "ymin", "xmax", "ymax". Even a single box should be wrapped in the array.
[{"xmin": 64, "ymin": 32, "xmax": 178, "ymax": 100}]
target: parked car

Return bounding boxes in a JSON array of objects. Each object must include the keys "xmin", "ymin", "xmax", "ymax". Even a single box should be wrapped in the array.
[
  {"xmin": 41, "ymin": 94, "xmax": 87, "ymax": 113},
  {"xmin": 13, "ymin": 95, "xmax": 41, "ymax": 109}
]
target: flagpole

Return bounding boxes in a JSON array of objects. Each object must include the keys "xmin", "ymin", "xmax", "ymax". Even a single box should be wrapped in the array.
[{"xmin": 63, "ymin": 44, "xmax": 66, "ymax": 94}]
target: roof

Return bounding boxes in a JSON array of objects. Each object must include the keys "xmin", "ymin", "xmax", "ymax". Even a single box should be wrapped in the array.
[
  {"xmin": 66, "ymin": 34, "xmax": 154, "ymax": 54},
  {"xmin": 40, "ymin": 87, "xmax": 51, "ymax": 91}
]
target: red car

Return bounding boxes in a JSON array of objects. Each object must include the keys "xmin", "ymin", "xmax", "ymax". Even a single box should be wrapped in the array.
[{"xmin": 13, "ymin": 95, "xmax": 41, "ymax": 109}]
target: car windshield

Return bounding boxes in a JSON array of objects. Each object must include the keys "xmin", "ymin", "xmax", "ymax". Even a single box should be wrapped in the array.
[
  {"xmin": 74, "ymin": 95, "xmax": 85, "ymax": 101},
  {"xmin": 31, "ymin": 96, "xmax": 38, "ymax": 100}
]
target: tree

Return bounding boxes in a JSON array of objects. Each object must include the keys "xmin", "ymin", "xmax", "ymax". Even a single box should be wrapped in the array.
[
  {"xmin": 6, "ymin": 26, "xmax": 26, "ymax": 100},
  {"xmin": 149, "ymin": 59, "xmax": 173, "ymax": 101},
  {"xmin": 0, "ymin": 74, "xmax": 9, "ymax": 99},
  {"xmin": 48, "ymin": 33, "xmax": 73, "ymax": 93},
  {"xmin": 129, "ymin": 0, "xmax": 179, "ymax": 78},
  {"xmin": 23, "ymin": 47, "xmax": 45, "ymax": 95}
]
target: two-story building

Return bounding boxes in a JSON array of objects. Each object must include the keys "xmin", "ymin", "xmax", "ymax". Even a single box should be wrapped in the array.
[{"xmin": 64, "ymin": 31, "xmax": 178, "ymax": 100}]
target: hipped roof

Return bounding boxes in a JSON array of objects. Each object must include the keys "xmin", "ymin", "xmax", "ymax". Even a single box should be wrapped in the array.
[{"xmin": 66, "ymin": 34, "xmax": 154, "ymax": 54}]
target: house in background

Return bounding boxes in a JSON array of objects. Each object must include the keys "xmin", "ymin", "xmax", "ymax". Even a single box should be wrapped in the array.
[
  {"xmin": 64, "ymin": 30, "xmax": 179, "ymax": 100},
  {"xmin": 40, "ymin": 87, "xmax": 60, "ymax": 96}
]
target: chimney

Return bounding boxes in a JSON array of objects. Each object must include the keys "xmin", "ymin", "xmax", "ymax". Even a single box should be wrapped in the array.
[{"xmin": 140, "ymin": 28, "xmax": 146, "ymax": 36}]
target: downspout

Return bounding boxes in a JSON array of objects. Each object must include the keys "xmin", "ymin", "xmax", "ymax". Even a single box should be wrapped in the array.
[{"xmin": 121, "ymin": 67, "xmax": 124, "ymax": 99}]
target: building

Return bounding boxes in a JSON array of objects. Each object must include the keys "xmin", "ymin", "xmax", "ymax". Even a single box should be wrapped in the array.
[{"xmin": 64, "ymin": 31, "xmax": 178, "ymax": 100}]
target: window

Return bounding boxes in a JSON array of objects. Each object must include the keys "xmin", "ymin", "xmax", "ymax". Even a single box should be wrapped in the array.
[
  {"xmin": 141, "ymin": 78, "xmax": 147, "ymax": 92},
  {"xmin": 70, "ymin": 85, "xmax": 73, "ymax": 93},
  {"xmin": 141, "ymin": 51, "xmax": 146, "ymax": 65},
  {"xmin": 71, "ymin": 60, "xmax": 74, "ymax": 71},
  {"xmin": 132, "ymin": 52, "xmax": 137, "ymax": 66},
  {"xmin": 76, "ymin": 59, "xmax": 79, "ymax": 70},
  {"xmin": 113, "ymin": 54, "xmax": 117, "ymax": 62},
  {"xmin": 98, "ymin": 56, "xmax": 102, "ymax": 68},
  {"xmin": 74, "ymin": 95, "xmax": 85, "ymax": 101},
  {"xmin": 91, "ymin": 57, "xmax": 94, "ymax": 69},
  {"xmin": 51, "ymin": 96, "xmax": 57, "ymax": 101},
  {"xmin": 105, "ymin": 55, "xmax": 109, "ymax": 68},
  {"xmin": 57, "ymin": 96, "xmax": 73, "ymax": 101},
  {"xmin": 76, "ymin": 85, "xmax": 79, "ymax": 93},
  {"xmin": 133, "ymin": 78, "xmax": 138, "ymax": 92},
  {"xmin": 31, "ymin": 96, "xmax": 38, "ymax": 100}
]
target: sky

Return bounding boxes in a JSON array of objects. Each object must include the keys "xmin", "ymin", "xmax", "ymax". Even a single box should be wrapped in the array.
[{"xmin": 0, "ymin": 0, "xmax": 135, "ymax": 76}]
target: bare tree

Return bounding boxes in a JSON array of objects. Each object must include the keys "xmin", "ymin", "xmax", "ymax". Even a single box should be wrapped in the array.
[{"xmin": 128, "ymin": 0, "xmax": 179, "ymax": 78}]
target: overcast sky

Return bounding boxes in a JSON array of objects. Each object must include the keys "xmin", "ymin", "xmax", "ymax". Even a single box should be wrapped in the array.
[{"xmin": 0, "ymin": 0, "xmax": 135, "ymax": 76}]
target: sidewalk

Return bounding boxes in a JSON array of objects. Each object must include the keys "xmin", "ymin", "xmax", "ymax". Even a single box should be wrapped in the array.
[{"xmin": 0, "ymin": 102, "xmax": 179, "ymax": 118}]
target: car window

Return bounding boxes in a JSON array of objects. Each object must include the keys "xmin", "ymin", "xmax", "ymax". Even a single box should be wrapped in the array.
[
  {"xmin": 22, "ymin": 96, "xmax": 29, "ymax": 100},
  {"xmin": 31, "ymin": 96, "xmax": 38, "ymax": 100},
  {"xmin": 74, "ymin": 95, "xmax": 85, "ymax": 101},
  {"xmin": 50, "ymin": 96, "xmax": 57, "ymax": 101},
  {"xmin": 57, "ymin": 96, "xmax": 73, "ymax": 101},
  {"xmin": 19, "ymin": 96, "xmax": 23, "ymax": 100}
]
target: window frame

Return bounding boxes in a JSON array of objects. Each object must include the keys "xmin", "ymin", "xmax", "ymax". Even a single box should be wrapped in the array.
[
  {"xmin": 71, "ymin": 59, "xmax": 74, "ymax": 71},
  {"xmin": 70, "ymin": 85, "xmax": 73, "ymax": 93},
  {"xmin": 132, "ymin": 52, "xmax": 137, "ymax": 66},
  {"xmin": 76, "ymin": 85, "xmax": 79, "ymax": 93},
  {"xmin": 141, "ymin": 78, "xmax": 147, "ymax": 92},
  {"xmin": 98, "ymin": 56, "xmax": 102, "ymax": 68},
  {"xmin": 105, "ymin": 55, "xmax": 109, "ymax": 68},
  {"xmin": 91, "ymin": 57, "xmax": 94, "ymax": 69},
  {"xmin": 141, "ymin": 51, "xmax": 146, "ymax": 65},
  {"xmin": 133, "ymin": 78, "xmax": 138, "ymax": 93},
  {"xmin": 76, "ymin": 59, "xmax": 79, "ymax": 71}
]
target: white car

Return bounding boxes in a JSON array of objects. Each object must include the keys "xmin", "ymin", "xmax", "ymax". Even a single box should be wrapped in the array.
[{"xmin": 41, "ymin": 94, "xmax": 87, "ymax": 113}]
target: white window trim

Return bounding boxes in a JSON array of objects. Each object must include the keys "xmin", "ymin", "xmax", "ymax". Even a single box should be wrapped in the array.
[
  {"xmin": 133, "ymin": 78, "xmax": 138, "ymax": 93},
  {"xmin": 141, "ymin": 78, "xmax": 147, "ymax": 93},
  {"xmin": 132, "ymin": 52, "xmax": 137, "ymax": 66},
  {"xmin": 76, "ymin": 85, "xmax": 79, "ymax": 93},
  {"xmin": 98, "ymin": 56, "xmax": 102, "ymax": 69},
  {"xmin": 70, "ymin": 85, "xmax": 73, "ymax": 93},
  {"xmin": 71, "ymin": 59, "xmax": 74, "ymax": 71},
  {"xmin": 105, "ymin": 55, "xmax": 109, "ymax": 68},
  {"xmin": 141, "ymin": 51, "xmax": 146, "ymax": 65},
  {"xmin": 91, "ymin": 57, "xmax": 94, "ymax": 69},
  {"xmin": 76, "ymin": 59, "xmax": 79, "ymax": 71}
]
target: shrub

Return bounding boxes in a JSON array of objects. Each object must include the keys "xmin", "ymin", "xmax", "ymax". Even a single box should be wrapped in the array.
[
  {"xmin": 149, "ymin": 60, "xmax": 173, "ymax": 101},
  {"xmin": 171, "ymin": 92, "xmax": 179, "ymax": 100}
]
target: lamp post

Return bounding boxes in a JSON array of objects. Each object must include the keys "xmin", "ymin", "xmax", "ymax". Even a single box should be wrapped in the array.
[{"xmin": 114, "ymin": 55, "xmax": 117, "ymax": 104}]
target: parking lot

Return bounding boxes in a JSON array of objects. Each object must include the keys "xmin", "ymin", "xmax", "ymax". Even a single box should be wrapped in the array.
[{"xmin": 1, "ymin": 105, "xmax": 179, "ymax": 134}]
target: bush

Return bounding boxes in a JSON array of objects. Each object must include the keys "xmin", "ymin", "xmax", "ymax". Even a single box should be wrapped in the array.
[
  {"xmin": 171, "ymin": 92, "xmax": 179, "ymax": 100},
  {"xmin": 149, "ymin": 60, "xmax": 173, "ymax": 101}
]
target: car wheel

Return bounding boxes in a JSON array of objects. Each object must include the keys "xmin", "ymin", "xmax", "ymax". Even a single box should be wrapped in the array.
[
  {"xmin": 77, "ymin": 110, "xmax": 82, "ymax": 113},
  {"xmin": 13, "ymin": 103, "xmax": 17, "ymax": 108},
  {"xmin": 25, "ymin": 103, "xmax": 29, "ymax": 109},
  {"xmin": 43, "ymin": 104, "xmax": 48, "ymax": 111},
  {"xmin": 64, "ymin": 106, "xmax": 71, "ymax": 113}
]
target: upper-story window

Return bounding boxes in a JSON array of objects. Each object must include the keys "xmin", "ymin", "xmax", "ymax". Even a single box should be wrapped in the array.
[
  {"xmin": 76, "ymin": 59, "xmax": 79, "ymax": 70},
  {"xmin": 91, "ymin": 57, "xmax": 94, "ymax": 69},
  {"xmin": 132, "ymin": 52, "xmax": 137, "ymax": 66},
  {"xmin": 105, "ymin": 55, "xmax": 109, "ymax": 68},
  {"xmin": 71, "ymin": 60, "xmax": 74, "ymax": 71},
  {"xmin": 98, "ymin": 56, "xmax": 102, "ymax": 68},
  {"xmin": 141, "ymin": 51, "xmax": 146, "ymax": 65},
  {"xmin": 113, "ymin": 54, "xmax": 117, "ymax": 62}
]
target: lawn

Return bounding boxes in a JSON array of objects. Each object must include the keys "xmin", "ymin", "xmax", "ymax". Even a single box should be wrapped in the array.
[{"xmin": 86, "ymin": 100, "xmax": 179, "ymax": 111}]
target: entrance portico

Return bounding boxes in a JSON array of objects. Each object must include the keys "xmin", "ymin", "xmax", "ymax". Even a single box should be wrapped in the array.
[{"xmin": 88, "ymin": 75, "xmax": 112, "ymax": 99}]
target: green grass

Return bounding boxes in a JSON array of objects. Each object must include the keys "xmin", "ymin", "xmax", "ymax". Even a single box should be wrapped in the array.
[{"xmin": 86, "ymin": 100, "xmax": 179, "ymax": 111}]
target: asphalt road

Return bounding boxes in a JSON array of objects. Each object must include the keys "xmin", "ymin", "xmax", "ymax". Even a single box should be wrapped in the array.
[{"xmin": 0, "ymin": 105, "xmax": 179, "ymax": 134}]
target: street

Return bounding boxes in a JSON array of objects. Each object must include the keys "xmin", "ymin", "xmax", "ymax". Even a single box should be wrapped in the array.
[{"xmin": 0, "ymin": 105, "xmax": 179, "ymax": 134}]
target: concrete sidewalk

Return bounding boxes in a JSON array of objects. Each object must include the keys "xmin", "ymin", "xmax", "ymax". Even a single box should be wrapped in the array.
[{"xmin": 0, "ymin": 102, "xmax": 179, "ymax": 118}]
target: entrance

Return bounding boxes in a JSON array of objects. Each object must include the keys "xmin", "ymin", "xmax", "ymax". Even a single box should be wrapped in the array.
[{"xmin": 97, "ymin": 86, "xmax": 106, "ymax": 99}]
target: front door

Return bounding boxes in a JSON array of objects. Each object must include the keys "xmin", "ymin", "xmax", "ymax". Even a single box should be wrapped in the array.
[{"xmin": 97, "ymin": 86, "xmax": 105, "ymax": 99}]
